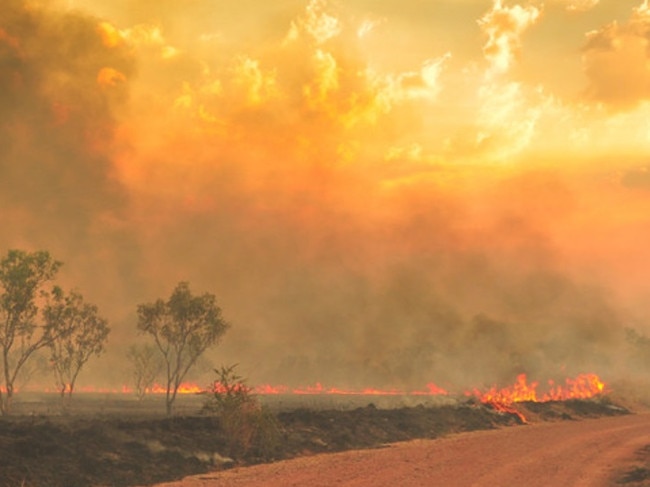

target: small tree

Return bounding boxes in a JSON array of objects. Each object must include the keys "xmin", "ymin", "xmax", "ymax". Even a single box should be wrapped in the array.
[
  {"xmin": 44, "ymin": 288, "xmax": 110, "ymax": 399},
  {"xmin": 126, "ymin": 343, "xmax": 163, "ymax": 400},
  {"xmin": 137, "ymin": 281, "xmax": 230, "ymax": 415},
  {"xmin": 0, "ymin": 249, "xmax": 62, "ymax": 414}
]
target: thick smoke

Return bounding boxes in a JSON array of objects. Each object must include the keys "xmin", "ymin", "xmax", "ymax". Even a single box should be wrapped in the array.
[
  {"xmin": 0, "ymin": 0, "xmax": 139, "ymax": 292},
  {"xmin": 0, "ymin": 0, "xmax": 644, "ymax": 392}
]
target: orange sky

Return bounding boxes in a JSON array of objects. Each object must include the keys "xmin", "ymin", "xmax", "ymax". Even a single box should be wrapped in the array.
[
  {"xmin": 2, "ymin": 0, "xmax": 650, "ymax": 389},
  {"xmin": 102, "ymin": 0, "xmax": 650, "ymax": 298}
]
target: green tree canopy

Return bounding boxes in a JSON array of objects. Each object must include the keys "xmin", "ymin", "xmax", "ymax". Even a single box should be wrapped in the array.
[
  {"xmin": 0, "ymin": 249, "xmax": 62, "ymax": 414},
  {"xmin": 137, "ymin": 281, "xmax": 230, "ymax": 414},
  {"xmin": 45, "ymin": 288, "xmax": 110, "ymax": 399}
]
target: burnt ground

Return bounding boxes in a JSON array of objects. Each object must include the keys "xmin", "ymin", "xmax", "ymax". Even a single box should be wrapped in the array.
[{"xmin": 0, "ymin": 394, "xmax": 635, "ymax": 487}]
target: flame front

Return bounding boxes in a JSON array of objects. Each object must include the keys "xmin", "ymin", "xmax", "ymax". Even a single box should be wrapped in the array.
[
  {"xmin": 29, "ymin": 373, "xmax": 607, "ymax": 409},
  {"xmin": 541, "ymin": 374, "xmax": 606, "ymax": 402},
  {"xmin": 467, "ymin": 373, "xmax": 606, "ymax": 405}
]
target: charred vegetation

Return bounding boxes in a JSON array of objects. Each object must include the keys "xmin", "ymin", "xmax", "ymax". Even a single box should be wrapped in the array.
[{"xmin": 0, "ymin": 393, "xmax": 630, "ymax": 487}]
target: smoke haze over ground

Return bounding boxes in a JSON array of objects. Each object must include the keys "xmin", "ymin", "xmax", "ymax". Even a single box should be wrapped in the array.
[{"xmin": 2, "ymin": 0, "xmax": 650, "ymax": 391}]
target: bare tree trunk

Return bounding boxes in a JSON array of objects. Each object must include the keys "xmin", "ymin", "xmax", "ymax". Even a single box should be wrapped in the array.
[
  {"xmin": 4, "ymin": 383, "xmax": 14, "ymax": 415},
  {"xmin": 166, "ymin": 385, "xmax": 172, "ymax": 415},
  {"xmin": 2, "ymin": 350, "xmax": 12, "ymax": 415},
  {"xmin": 166, "ymin": 396, "xmax": 172, "ymax": 415}
]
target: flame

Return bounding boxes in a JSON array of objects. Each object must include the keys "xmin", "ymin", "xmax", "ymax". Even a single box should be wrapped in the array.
[
  {"xmin": 467, "ymin": 373, "xmax": 606, "ymax": 405},
  {"xmin": 146, "ymin": 383, "xmax": 204, "ymax": 394},
  {"xmin": 212, "ymin": 382, "xmax": 251, "ymax": 395},
  {"xmin": 11, "ymin": 373, "xmax": 606, "ymax": 416},
  {"xmin": 541, "ymin": 374, "xmax": 606, "ymax": 401},
  {"xmin": 250, "ymin": 383, "xmax": 448, "ymax": 396},
  {"xmin": 253, "ymin": 384, "xmax": 289, "ymax": 395},
  {"xmin": 467, "ymin": 373, "xmax": 538, "ymax": 405},
  {"xmin": 466, "ymin": 373, "xmax": 606, "ymax": 423},
  {"xmin": 411, "ymin": 383, "xmax": 451, "ymax": 396}
]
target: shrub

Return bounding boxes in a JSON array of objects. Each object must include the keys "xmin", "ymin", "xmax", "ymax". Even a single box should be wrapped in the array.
[{"xmin": 203, "ymin": 364, "xmax": 282, "ymax": 459}]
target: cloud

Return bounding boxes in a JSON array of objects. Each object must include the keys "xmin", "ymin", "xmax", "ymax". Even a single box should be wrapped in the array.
[
  {"xmin": 356, "ymin": 18, "xmax": 384, "ymax": 39},
  {"xmin": 231, "ymin": 56, "xmax": 279, "ymax": 107},
  {"xmin": 475, "ymin": 81, "xmax": 547, "ymax": 160},
  {"xmin": 303, "ymin": 49, "xmax": 340, "ymax": 109},
  {"xmin": 478, "ymin": 0, "xmax": 541, "ymax": 75},
  {"xmin": 394, "ymin": 54, "xmax": 452, "ymax": 103},
  {"xmin": 284, "ymin": 0, "xmax": 342, "ymax": 46},
  {"xmin": 125, "ymin": 0, "xmax": 452, "ymax": 183},
  {"xmin": 582, "ymin": 1, "xmax": 650, "ymax": 109},
  {"xmin": 431, "ymin": 1, "xmax": 549, "ymax": 163},
  {"xmin": 552, "ymin": 0, "xmax": 600, "ymax": 12}
]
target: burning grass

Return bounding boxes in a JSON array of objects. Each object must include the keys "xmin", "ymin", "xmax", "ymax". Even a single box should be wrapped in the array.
[{"xmin": 465, "ymin": 373, "xmax": 606, "ymax": 424}]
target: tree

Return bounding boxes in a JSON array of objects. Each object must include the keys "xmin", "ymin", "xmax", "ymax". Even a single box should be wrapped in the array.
[
  {"xmin": 44, "ymin": 288, "xmax": 110, "ymax": 400},
  {"xmin": 0, "ymin": 249, "xmax": 63, "ymax": 414},
  {"xmin": 126, "ymin": 343, "xmax": 163, "ymax": 400},
  {"xmin": 137, "ymin": 281, "xmax": 230, "ymax": 415}
]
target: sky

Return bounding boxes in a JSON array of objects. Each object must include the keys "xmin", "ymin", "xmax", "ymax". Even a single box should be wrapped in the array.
[{"xmin": 2, "ymin": 0, "xmax": 650, "ymax": 391}]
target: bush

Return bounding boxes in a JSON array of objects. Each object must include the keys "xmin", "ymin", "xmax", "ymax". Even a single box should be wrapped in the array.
[{"xmin": 203, "ymin": 364, "xmax": 282, "ymax": 459}]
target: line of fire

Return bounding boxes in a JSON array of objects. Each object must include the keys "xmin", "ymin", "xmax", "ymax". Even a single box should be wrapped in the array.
[{"xmin": 12, "ymin": 372, "xmax": 606, "ymax": 407}]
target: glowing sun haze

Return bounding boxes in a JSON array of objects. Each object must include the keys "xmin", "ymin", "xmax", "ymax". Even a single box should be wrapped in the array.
[{"xmin": 2, "ymin": 0, "xmax": 650, "ymax": 390}]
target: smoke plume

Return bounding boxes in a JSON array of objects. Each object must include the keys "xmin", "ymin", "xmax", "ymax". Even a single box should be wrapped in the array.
[{"xmin": 1, "ymin": 0, "xmax": 648, "ymax": 392}]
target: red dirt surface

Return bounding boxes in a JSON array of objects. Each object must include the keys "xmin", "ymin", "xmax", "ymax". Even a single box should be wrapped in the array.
[{"xmin": 148, "ymin": 412, "xmax": 650, "ymax": 487}]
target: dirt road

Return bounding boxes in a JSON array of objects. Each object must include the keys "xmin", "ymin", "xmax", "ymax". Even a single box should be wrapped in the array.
[{"xmin": 150, "ymin": 413, "xmax": 650, "ymax": 487}]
